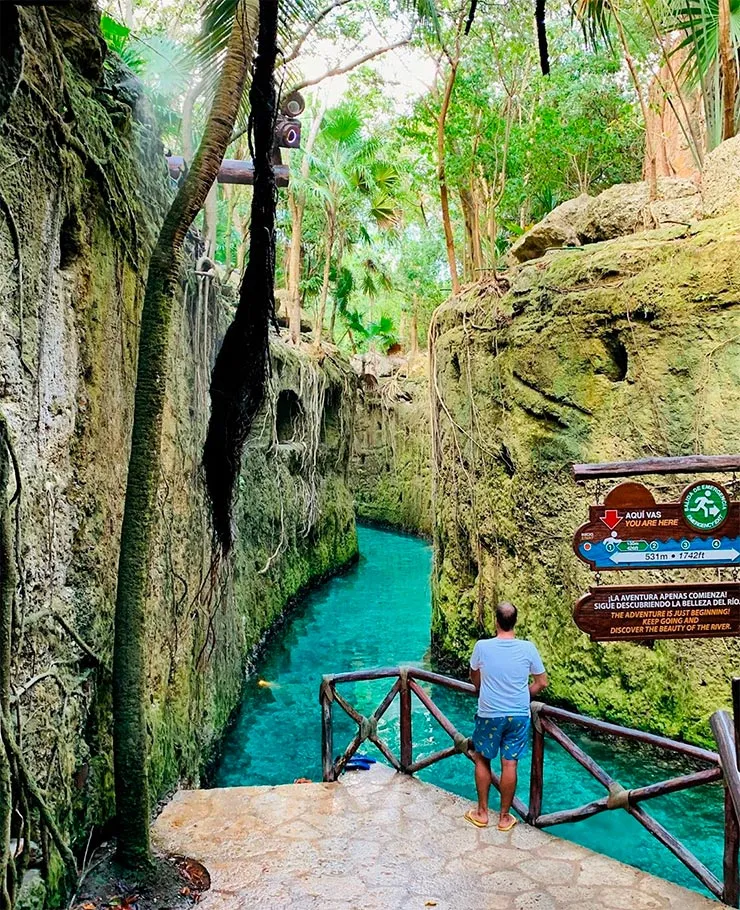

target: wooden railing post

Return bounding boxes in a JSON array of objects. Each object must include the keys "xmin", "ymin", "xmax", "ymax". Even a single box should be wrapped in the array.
[
  {"xmin": 733, "ymin": 677, "xmax": 740, "ymax": 766},
  {"xmin": 725, "ymin": 678, "xmax": 740, "ymax": 908},
  {"xmin": 725, "ymin": 787, "xmax": 740, "ymax": 907},
  {"xmin": 399, "ymin": 667, "xmax": 412, "ymax": 772},
  {"xmin": 320, "ymin": 677, "xmax": 334, "ymax": 782},
  {"xmin": 528, "ymin": 702, "xmax": 545, "ymax": 824}
]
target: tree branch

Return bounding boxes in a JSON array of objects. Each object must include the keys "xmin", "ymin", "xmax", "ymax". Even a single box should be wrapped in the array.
[
  {"xmin": 230, "ymin": 35, "xmax": 411, "ymax": 148},
  {"xmin": 282, "ymin": 0, "xmax": 356, "ymax": 65},
  {"xmin": 50, "ymin": 611, "xmax": 109, "ymax": 672},
  {"xmin": 288, "ymin": 35, "xmax": 411, "ymax": 93}
]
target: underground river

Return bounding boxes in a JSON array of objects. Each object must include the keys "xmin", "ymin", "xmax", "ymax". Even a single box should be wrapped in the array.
[{"xmin": 214, "ymin": 525, "xmax": 723, "ymax": 898}]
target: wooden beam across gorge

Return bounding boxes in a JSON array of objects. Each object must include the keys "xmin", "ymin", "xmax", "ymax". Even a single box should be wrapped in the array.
[{"xmin": 166, "ymin": 156, "xmax": 290, "ymax": 188}]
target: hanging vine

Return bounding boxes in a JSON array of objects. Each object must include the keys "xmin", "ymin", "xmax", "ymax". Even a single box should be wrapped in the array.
[
  {"xmin": 204, "ymin": 0, "xmax": 280, "ymax": 554},
  {"xmin": 0, "ymin": 415, "xmax": 78, "ymax": 906},
  {"xmin": 429, "ymin": 283, "xmax": 509, "ymax": 629}
]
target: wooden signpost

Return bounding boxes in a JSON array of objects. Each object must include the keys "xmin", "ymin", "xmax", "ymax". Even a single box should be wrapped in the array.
[
  {"xmin": 573, "ymin": 481, "xmax": 740, "ymax": 572},
  {"xmin": 574, "ymin": 582, "xmax": 740, "ymax": 641},
  {"xmin": 571, "ymin": 456, "xmax": 740, "ymax": 643}
]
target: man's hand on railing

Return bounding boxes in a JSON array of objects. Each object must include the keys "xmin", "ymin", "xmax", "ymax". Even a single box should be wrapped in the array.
[{"xmin": 529, "ymin": 672, "xmax": 548, "ymax": 699}]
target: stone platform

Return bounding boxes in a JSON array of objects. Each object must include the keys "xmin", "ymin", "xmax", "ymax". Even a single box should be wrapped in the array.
[{"xmin": 152, "ymin": 765, "xmax": 719, "ymax": 909}]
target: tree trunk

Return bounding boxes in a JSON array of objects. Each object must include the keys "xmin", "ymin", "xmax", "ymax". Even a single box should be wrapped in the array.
[
  {"xmin": 234, "ymin": 203, "xmax": 247, "ymax": 274},
  {"xmin": 202, "ymin": 0, "xmax": 279, "ymax": 552},
  {"xmin": 287, "ymin": 96, "xmax": 328, "ymax": 344},
  {"xmin": 112, "ymin": 0, "xmax": 255, "ymax": 869},
  {"xmin": 329, "ymin": 292, "xmax": 338, "ymax": 342},
  {"xmin": 0, "ymin": 420, "xmax": 14, "ymax": 907},
  {"xmin": 458, "ymin": 185, "xmax": 482, "ymax": 280},
  {"xmin": 181, "ymin": 79, "xmax": 205, "ymax": 162},
  {"xmin": 719, "ymin": 0, "xmax": 737, "ymax": 140},
  {"xmin": 286, "ymin": 190, "xmax": 304, "ymax": 343},
  {"xmin": 487, "ymin": 194, "xmax": 497, "ymax": 263},
  {"xmin": 314, "ymin": 210, "xmax": 335, "ymax": 348},
  {"xmin": 204, "ymin": 183, "xmax": 218, "ymax": 257},
  {"xmin": 223, "ymin": 185, "xmax": 236, "ymax": 278},
  {"xmin": 437, "ymin": 62, "xmax": 460, "ymax": 295},
  {"xmin": 123, "ymin": 0, "xmax": 134, "ymax": 29},
  {"xmin": 410, "ymin": 302, "xmax": 419, "ymax": 358},
  {"xmin": 613, "ymin": 12, "xmax": 658, "ymax": 199}
]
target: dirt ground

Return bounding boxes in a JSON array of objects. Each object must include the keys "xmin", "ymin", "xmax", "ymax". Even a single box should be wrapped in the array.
[{"xmin": 69, "ymin": 849, "xmax": 210, "ymax": 909}]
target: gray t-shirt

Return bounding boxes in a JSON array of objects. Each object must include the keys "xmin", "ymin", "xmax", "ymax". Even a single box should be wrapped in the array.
[{"xmin": 470, "ymin": 637, "xmax": 545, "ymax": 718}]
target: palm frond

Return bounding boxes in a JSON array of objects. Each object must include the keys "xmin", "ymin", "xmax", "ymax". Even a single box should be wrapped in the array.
[
  {"xmin": 668, "ymin": 0, "xmax": 740, "ymax": 143},
  {"xmin": 572, "ymin": 0, "xmax": 614, "ymax": 49},
  {"xmin": 333, "ymin": 267, "xmax": 354, "ymax": 312},
  {"xmin": 193, "ymin": 0, "xmax": 320, "ymax": 136},
  {"xmin": 401, "ymin": 0, "xmax": 442, "ymax": 41},
  {"xmin": 321, "ymin": 103, "xmax": 364, "ymax": 143},
  {"xmin": 371, "ymin": 161, "xmax": 401, "ymax": 191},
  {"xmin": 100, "ymin": 14, "xmax": 145, "ymax": 71},
  {"xmin": 369, "ymin": 193, "xmax": 401, "ymax": 228}
]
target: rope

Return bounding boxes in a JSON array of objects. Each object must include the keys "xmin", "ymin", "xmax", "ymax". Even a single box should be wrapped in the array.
[{"xmin": 607, "ymin": 782, "xmax": 631, "ymax": 810}]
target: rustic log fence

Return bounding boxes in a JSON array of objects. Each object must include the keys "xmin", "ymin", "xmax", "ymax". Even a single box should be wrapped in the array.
[{"xmin": 319, "ymin": 665, "xmax": 739, "ymax": 906}]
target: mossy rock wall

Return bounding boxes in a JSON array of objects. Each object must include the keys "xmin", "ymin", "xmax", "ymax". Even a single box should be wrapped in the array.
[
  {"xmin": 0, "ymin": 0, "xmax": 357, "ymax": 860},
  {"xmin": 431, "ymin": 216, "xmax": 740, "ymax": 747},
  {"xmin": 350, "ymin": 380, "xmax": 433, "ymax": 535}
]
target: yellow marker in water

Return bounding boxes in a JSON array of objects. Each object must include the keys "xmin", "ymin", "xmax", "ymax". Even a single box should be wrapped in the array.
[{"xmin": 258, "ymin": 679, "xmax": 279, "ymax": 688}]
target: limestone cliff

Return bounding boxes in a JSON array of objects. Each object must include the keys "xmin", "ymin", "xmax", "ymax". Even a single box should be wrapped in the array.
[
  {"xmin": 431, "ymin": 214, "xmax": 740, "ymax": 746},
  {"xmin": 351, "ymin": 375, "xmax": 433, "ymax": 536},
  {"xmin": 0, "ymin": 2, "xmax": 357, "ymax": 876}
]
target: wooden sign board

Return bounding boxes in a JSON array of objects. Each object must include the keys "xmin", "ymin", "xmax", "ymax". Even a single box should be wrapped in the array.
[
  {"xmin": 573, "ymin": 481, "xmax": 740, "ymax": 571},
  {"xmin": 574, "ymin": 583, "xmax": 740, "ymax": 641}
]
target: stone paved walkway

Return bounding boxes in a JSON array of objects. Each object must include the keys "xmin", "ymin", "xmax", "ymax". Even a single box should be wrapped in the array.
[{"xmin": 152, "ymin": 765, "xmax": 720, "ymax": 909}]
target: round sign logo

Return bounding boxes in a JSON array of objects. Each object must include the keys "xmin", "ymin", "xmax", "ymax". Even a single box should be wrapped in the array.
[{"xmin": 682, "ymin": 482, "xmax": 729, "ymax": 531}]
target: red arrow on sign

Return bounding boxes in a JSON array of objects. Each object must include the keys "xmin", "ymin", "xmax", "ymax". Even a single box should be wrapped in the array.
[{"xmin": 600, "ymin": 509, "xmax": 623, "ymax": 530}]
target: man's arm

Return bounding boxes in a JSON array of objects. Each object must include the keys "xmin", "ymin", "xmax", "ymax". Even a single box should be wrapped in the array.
[
  {"xmin": 529, "ymin": 672, "xmax": 548, "ymax": 698},
  {"xmin": 470, "ymin": 667, "xmax": 481, "ymax": 694}
]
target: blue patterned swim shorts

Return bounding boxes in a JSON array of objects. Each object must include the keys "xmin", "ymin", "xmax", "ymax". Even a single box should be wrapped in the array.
[{"xmin": 472, "ymin": 714, "xmax": 530, "ymax": 761}]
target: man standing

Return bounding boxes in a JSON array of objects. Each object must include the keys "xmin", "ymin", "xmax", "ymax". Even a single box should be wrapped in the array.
[{"xmin": 464, "ymin": 601, "xmax": 548, "ymax": 831}]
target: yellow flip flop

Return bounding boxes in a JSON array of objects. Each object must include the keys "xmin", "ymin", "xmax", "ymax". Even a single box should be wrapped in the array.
[
  {"xmin": 497, "ymin": 816, "xmax": 518, "ymax": 832},
  {"xmin": 464, "ymin": 810, "xmax": 488, "ymax": 828}
]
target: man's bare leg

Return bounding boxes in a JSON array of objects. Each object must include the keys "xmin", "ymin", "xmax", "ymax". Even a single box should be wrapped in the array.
[
  {"xmin": 498, "ymin": 758, "xmax": 518, "ymax": 828},
  {"xmin": 469, "ymin": 751, "xmax": 491, "ymax": 825}
]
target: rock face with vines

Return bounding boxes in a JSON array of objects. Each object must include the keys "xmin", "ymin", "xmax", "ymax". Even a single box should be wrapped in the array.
[
  {"xmin": 428, "ymin": 214, "xmax": 740, "ymax": 748},
  {"xmin": 350, "ymin": 374, "xmax": 433, "ymax": 536},
  {"xmin": 0, "ymin": 5, "xmax": 357, "ymax": 905}
]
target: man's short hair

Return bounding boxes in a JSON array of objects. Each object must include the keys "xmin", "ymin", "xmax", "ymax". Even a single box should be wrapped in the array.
[{"xmin": 496, "ymin": 601, "xmax": 517, "ymax": 632}]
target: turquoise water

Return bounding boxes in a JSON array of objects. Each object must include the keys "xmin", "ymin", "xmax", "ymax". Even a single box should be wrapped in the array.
[{"xmin": 215, "ymin": 525, "xmax": 724, "ymax": 899}]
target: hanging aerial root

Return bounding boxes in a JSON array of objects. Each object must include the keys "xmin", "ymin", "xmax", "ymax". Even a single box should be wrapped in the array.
[
  {"xmin": 0, "ymin": 710, "xmax": 77, "ymax": 886},
  {"xmin": 203, "ymin": 0, "xmax": 279, "ymax": 554}
]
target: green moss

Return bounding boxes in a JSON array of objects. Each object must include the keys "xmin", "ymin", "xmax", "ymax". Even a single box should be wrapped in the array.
[
  {"xmin": 351, "ymin": 381, "xmax": 433, "ymax": 535},
  {"xmin": 0, "ymin": 5, "xmax": 359, "ymax": 881},
  {"xmin": 15, "ymin": 871, "xmax": 47, "ymax": 910},
  {"xmin": 431, "ymin": 214, "xmax": 740, "ymax": 748},
  {"xmin": 141, "ymin": 342, "xmax": 359, "ymax": 806}
]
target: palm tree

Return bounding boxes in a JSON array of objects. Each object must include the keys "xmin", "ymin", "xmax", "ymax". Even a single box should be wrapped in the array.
[
  {"xmin": 576, "ymin": 0, "xmax": 740, "ymax": 153},
  {"xmin": 113, "ymin": 0, "xmax": 423, "ymax": 868},
  {"xmin": 112, "ymin": 0, "xmax": 257, "ymax": 868},
  {"xmin": 299, "ymin": 104, "xmax": 400, "ymax": 346},
  {"xmin": 670, "ymin": 0, "xmax": 740, "ymax": 145}
]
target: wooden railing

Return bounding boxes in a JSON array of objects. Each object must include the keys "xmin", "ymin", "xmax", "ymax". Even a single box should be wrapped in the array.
[
  {"xmin": 319, "ymin": 665, "xmax": 738, "ymax": 906},
  {"xmin": 529, "ymin": 702, "xmax": 728, "ymax": 903}
]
